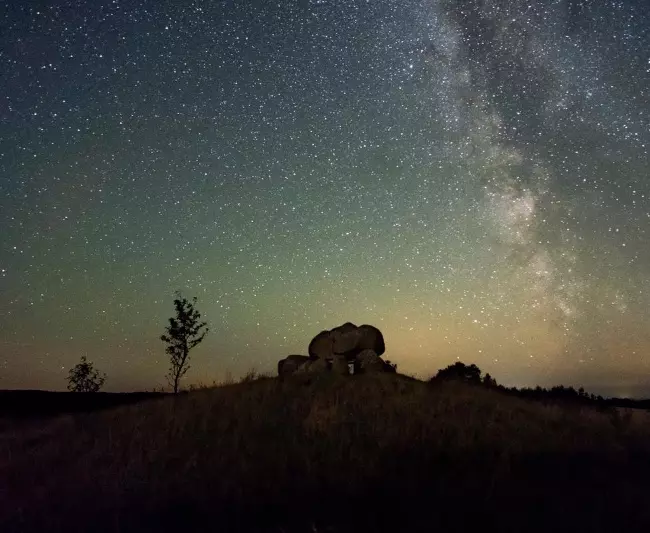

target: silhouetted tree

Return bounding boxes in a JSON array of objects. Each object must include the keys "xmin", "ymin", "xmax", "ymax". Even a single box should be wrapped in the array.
[
  {"xmin": 432, "ymin": 362, "xmax": 482, "ymax": 383},
  {"xmin": 483, "ymin": 373, "xmax": 497, "ymax": 387},
  {"xmin": 66, "ymin": 356, "xmax": 106, "ymax": 392},
  {"xmin": 161, "ymin": 293, "xmax": 209, "ymax": 393}
]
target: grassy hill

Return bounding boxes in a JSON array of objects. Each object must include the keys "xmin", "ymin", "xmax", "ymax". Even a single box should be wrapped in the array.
[{"xmin": 2, "ymin": 372, "xmax": 650, "ymax": 532}]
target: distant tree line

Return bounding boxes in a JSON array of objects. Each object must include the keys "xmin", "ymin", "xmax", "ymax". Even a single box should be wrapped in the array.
[{"xmin": 427, "ymin": 361, "xmax": 650, "ymax": 409}]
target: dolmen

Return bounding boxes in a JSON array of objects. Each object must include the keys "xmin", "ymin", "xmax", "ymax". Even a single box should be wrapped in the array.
[{"xmin": 277, "ymin": 322, "xmax": 394, "ymax": 377}]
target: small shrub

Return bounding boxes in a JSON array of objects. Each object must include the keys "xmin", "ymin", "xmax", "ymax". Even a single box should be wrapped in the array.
[{"xmin": 66, "ymin": 356, "xmax": 106, "ymax": 393}]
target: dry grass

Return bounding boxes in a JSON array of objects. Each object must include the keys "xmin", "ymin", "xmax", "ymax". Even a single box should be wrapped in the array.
[{"xmin": 2, "ymin": 373, "xmax": 650, "ymax": 532}]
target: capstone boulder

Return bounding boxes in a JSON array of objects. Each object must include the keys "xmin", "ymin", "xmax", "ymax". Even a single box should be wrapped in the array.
[{"xmin": 308, "ymin": 322, "xmax": 385, "ymax": 361}]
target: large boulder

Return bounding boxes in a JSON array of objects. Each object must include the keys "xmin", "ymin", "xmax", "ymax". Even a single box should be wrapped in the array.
[
  {"xmin": 356, "ymin": 325, "xmax": 385, "ymax": 356},
  {"xmin": 308, "ymin": 329, "xmax": 334, "ymax": 360},
  {"xmin": 331, "ymin": 355, "xmax": 351, "ymax": 375},
  {"xmin": 295, "ymin": 358, "xmax": 328, "ymax": 374},
  {"xmin": 278, "ymin": 354, "xmax": 309, "ymax": 377},
  {"xmin": 308, "ymin": 322, "xmax": 385, "ymax": 361},
  {"xmin": 331, "ymin": 322, "xmax": 362, "ymax": 357},
  {"xmin": 355, "ymin": 349, "xmax": 385, "ymax": 373}
]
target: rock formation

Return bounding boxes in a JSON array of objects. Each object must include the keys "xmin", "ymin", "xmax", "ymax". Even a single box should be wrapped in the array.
[
  {"xmin": 294, "ymin": 358, "xmax": 328, "ymax": 374},
  {"xmin": 330, "ymin": 355, "xmax": 350, "ymax": 375},
  {"xmin": 278, "ymin": 323, "xmax": 391, "ymax": 377},
  {"xmin": 308, "ymin": 322, "xmax": 385, "ymax": 361},
  {"xmin": 278, "ymin": 354, "xmax": 310, "ymax": 377},
  {"xmin": 355, "ymin": 349, "xmax": 385, "ymax": 373}
]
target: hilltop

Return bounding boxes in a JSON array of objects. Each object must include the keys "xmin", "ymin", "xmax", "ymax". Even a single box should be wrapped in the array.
[{"xmin": 2, "ymin": 372, "xmax": 650, "ymax": 532}]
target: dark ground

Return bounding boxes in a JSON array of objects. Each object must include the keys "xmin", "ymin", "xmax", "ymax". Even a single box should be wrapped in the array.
[{"xmin": 1, "ymin": 375, "xmax": 650, "ymax": 532}]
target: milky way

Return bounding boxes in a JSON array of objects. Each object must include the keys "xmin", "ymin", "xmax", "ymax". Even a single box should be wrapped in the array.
[{"xmin": 1, "ymin": 0, "xmax": 649, "ymax": 395}]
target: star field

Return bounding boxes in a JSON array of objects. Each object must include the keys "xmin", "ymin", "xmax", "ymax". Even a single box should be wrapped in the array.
[{"xmin": 1, "ymin": 0, "xmax": 649, "ymax": 395}]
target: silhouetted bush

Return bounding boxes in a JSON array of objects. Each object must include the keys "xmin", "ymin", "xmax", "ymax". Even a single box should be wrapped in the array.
[
  {"xmin": 384, "ymin": 360, "xmax": 397, "ymax": 373},
  {"xmin": 483, "ymin": 372, "xmax": 497, "ymax": 387},
  {"xmin": 431, "ymin": 361, "xmax": 482, "ymax": 384},
  {"xmin": 66, "ymin": 356, "xmax": 106, "ymax": 393}
]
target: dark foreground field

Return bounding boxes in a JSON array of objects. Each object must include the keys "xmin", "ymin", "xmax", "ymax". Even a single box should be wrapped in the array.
[
  {"xmin": 2, "ymin": 373, "xmax": 650, "ymax": 532},
  {"xmin": 0, "ymin": 390, "xmax": 167, "ymax": 420}
]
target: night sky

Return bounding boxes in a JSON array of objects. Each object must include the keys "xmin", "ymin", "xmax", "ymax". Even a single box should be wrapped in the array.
[{"xmin": 1, "ymin": 1, "xmax": 649, "ymax": 395}]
